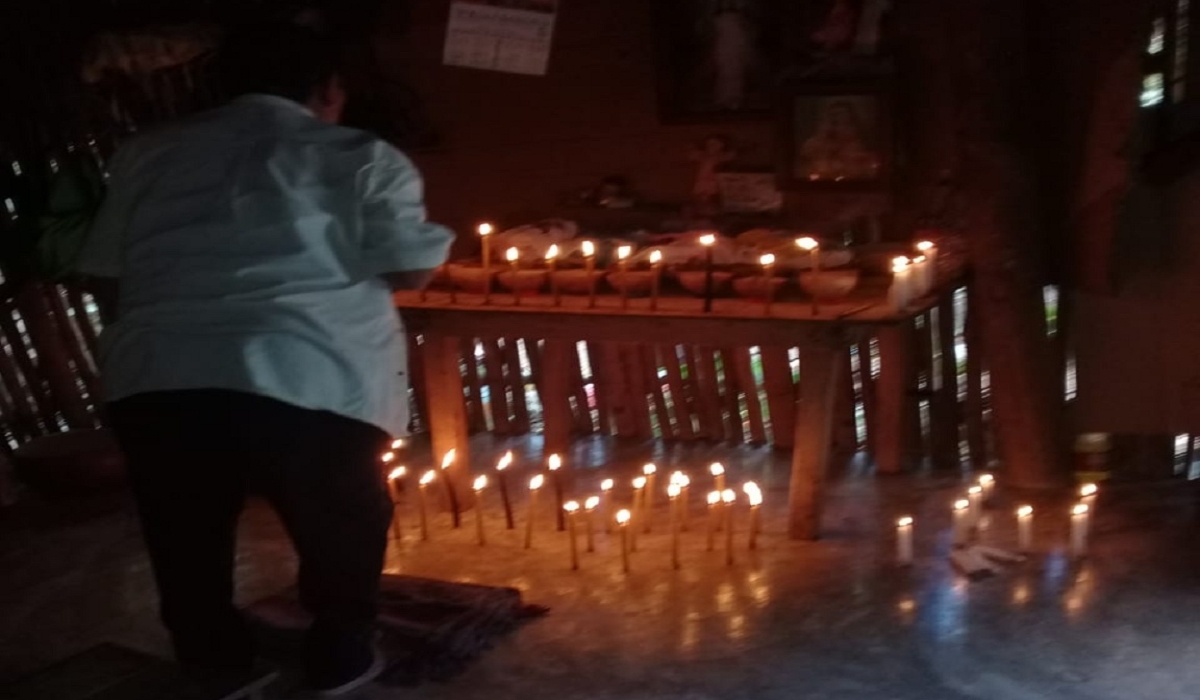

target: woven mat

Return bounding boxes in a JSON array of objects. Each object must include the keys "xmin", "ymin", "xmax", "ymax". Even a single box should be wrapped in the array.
[{"xmin": 245, "ymin": 575, "xmax": 548, "ymax": 686}]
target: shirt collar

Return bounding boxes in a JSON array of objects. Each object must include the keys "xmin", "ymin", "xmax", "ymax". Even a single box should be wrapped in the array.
[{"xmin": 231, "ymin": 93, "xmax": 316, "ymax": 118}]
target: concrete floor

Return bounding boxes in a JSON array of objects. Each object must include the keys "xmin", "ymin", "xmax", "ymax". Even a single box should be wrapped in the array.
[{"xmin": 2, "ymin": 435, "xmax": 1200, "ymax": 700}]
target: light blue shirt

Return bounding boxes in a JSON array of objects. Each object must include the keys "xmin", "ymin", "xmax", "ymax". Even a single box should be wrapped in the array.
[{"xmin": 77, "ymin": 95, "xmax": 453, "ymax": 436}]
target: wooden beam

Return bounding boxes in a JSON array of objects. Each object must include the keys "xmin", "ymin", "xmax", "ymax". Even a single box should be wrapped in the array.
[{"xmin": 788, "ymin": 343, "xmax": 843, "ymax": 540}]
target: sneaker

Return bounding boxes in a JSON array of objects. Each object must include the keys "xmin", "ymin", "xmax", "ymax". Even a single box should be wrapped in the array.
[{"xmin": 311, "ymin": 647, "xmax": 384, "ymax": 697}]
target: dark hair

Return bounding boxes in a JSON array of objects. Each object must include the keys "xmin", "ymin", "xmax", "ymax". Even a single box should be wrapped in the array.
[{"xmin": 217, "ymin": 23, "xmax": 340, "ymax": 103}]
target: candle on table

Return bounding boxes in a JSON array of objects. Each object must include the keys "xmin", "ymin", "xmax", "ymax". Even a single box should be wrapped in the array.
[
  {"xmin": 584, "ymin": 495, "xmax": 599, "ymax": 552},
  {"xmin": 546, "ymin": 244, "xmax": 561, "ymax": 306},
  {"xmin": 722, "ymin": 489, "xmax": 736, "ymax": 566},
  {"xmin": 418, "ymin": 470, "xmax": 435, "ymax": 541},
  {"xmin": 600, "ymin": 478, "xmax": 614, "ymax": 533},
  {"xmin": 506, "ymin": 247, "xmax": 521, "ymax": 306},
  {"xmin": 699, "ymin": 233, "xmax": 717, "ymax": 313},
  {"xmin": 617, "ymin": 244, "xmax": 632, "ymax": 311},
  {"xmin": 759, "ymin": 253, "xmax": 776, "ymax": 316},
  {"xmin": 582, "ymin": 240, "xmax": 597, "ymax": 309},
  {"xmin": 967, "ymin": 485, "xmax": 983, "ymax": 527},
  {"xmin": 952, "ymin": 498, "xmax": 970, "ymax": 546},
  {"xmin": 479, "ymin": 223, "xmax": 494, "ymax": 305},
  {"xmin": 1016, "ymin": 505, "xmax": 1034, "ymax": 552},
  {"xmin": 668, "ymin": 484, "xmax": 682, "ymax": 570},
  {"xmin": 564, "ymin": 500, "xmax": 580, "ymax": 570},
  {"xmin": 631, "ymin": 476, "xmax": 647, "ymax": 551},
  {"xmin": 706, "ymin": 491, "xmax": 720, "ymax": 551},
  {"xmin": 916, "ymin": 239, "xmax": 938, "ymax": 289},
  {"xmin": 388, "ymin": 466, "xmax": 407, "ymax": 541},
  {"xmin": 977, "ymin": 473, "xmax": 995, "ymax": 504},
  {"xmin": 672, "ymin": 472, "xmax": 692, "ymax": 531},
  {"xmin": 441, "ymin": 449, "xmax": 461, "ymax": 529},
  {"xmin": 896, "ymin": 516, "xmax": 914, "ymax": 565},
  {"xmin": 524, "ymin": 474, "xmax": 544, "ymax": 549},
  {"xmin": 746, "ymin": 484, "xmax": 763, "ymax": 550},
  {"xmin": 548, "ymin": 453, "xmax": 565, "ymax": 531},
  {"xmin": 616, "ymin": 509, "xmax": 632, "ymax": 573},
  {"xmin": 496, "ymin": 451, "xmax": 515, "ymax": 530},
  {"xmin": 1069, "ymin": 502, "xmax": 1090, "ymax": 558},
  {"xmin": 472, "ymin": 475, "xmax": 488, "ymax": 546},
  {"xmin": 649, "ymin": 250, "xmax": 663, "ymax": 311},
  {"xmin": 889, "ymin": 257, "xmax": 912, "ymax": 312},
  {"xmin": 796, "ymin": 236, "xmax": 821, "ymax": 271}
]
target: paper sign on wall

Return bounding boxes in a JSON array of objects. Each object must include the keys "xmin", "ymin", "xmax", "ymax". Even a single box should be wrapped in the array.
[{"xmin": 444, "ymin": 1, "xmax": 558, "ymax": 76}]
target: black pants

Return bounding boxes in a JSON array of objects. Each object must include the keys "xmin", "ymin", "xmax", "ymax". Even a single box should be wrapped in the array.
[{"xmin": 110, "ymin": 390, "xmax": 393, "ymax": 671}]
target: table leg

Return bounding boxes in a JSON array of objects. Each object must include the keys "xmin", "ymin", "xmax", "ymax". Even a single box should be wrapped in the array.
[
  {"xmin": 874, "ymin": 323, "xmax": 914, "ymax": 475},
  {"xmin": 540, "ymin": 339, "xmax": 574, "ymax": 459},
  {"xmin": 422, "ymin": 332, "xmax": 471, "ymax": 508},
  {"xmin": 787, "ymin": 343, "xmax": 843, "ymax": 540}
]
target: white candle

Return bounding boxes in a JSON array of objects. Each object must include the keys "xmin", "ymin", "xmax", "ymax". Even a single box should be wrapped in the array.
[
  {"xmin": 584, "ymin": 495, "xmax": 599, "ymax": 553},
  {"xmin": 952, "ymin": 498, "xmax": 970, "ymax": 546},
  {"xmin": 479, "ymin": 223, "xmax": 494, "ymax": 304},
  {"xmin": 896, "ymin": 516, "xmax": 914, "ymax": 565},
  {"xmin": 564, "ymin": 500, "xmax": 580, "ymax": 570},
  {"xmin": 967, "ymin": 485, "xmax": 983, "ymax": 526},
  {"xmin": 506, "ymin": 247, "xmax": 521, "ymax": 306},
  {"xmin": 631, "ymin": 476, "xmax": 647, "ymax": 551},
  {"xmin": 643, "ymin": 463, "xmax": 658, "ymax": 512},
  {"xmin": 722, "ymin": 489, "xmax": 736, "ymax": 566},
  {"xmin": 746, "ymin": 485, "xmax": 763, "ymax": 550},
  {"xmin": 710, "ymin": 462, "xmax": 726, "ymax": 491},
  {"xmin": 797, "ymin": 236, "xmax": 821, "ymax": 271},
  {"xmin": 600, "ymin": 478, "xmax": 614, "ymax": 533},
  {"xmin": 912, "ymin": 255, "xmax": 930, "ymax": 295},
  {"xmin": 759, "ymin": 253, "xmax": 776, "ymax": 316},
  {"xmin": 706, "ymin": 491, "xmax": 720, "ymax": 551},
  {"xmin": 582, "ymin": 240, "xmax": 597, "ymax": 309},
  {"xmin": 668, "ymin": 484, "xmax": 682, "ymax": 570},
  {"xmin": 617, "ymin": 245, "xmax": 633, "ymax": 312},
  {"xmin": 418, "ymin": 470, "xmax": 435, "ymax": 541},
  {"xmin": 916, "ymin": 239, "xmax": 937, "ymax": 288},
  {"xmin": 1069, "ymin": 502, "xmax": 1090, "ymax": 558},
  {"xmin": 977, "ymin": 473, "xmax": 995, "ymax": 504},
  {"xmin": 1079, "ymin": 483, "xmax": 1098, "ymax": 510},
  {"xmin": 889, "ymin": 257, "xmax": 912, "ymax": 312},
  {"xmin": 617, "ymin": 509, "xmax": 631, "ymax": 572},
  {"xmin": 472, "ymin": 475, "xmax": 488, "ymax": 546},
  {"xmin": 649, "ymin": 250, "xmax": 664, "ymax": 311},
  {"xmin": 1016, "ymin": 505, "xmax": 1033, "ymax": 552},
  {"xmin": 675, "ymin": 473, "xmax": 691, "ymax": 531},
  {"xmin": 524, "ymin": 474, "xmax": 544, "ymax": 549}
]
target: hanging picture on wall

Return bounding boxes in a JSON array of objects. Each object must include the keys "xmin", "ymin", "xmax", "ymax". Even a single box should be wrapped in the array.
[
  {"xmin": 444, "ymin": 0, "xmax": 558, "ymax": 76},
  {"xmin": 779, "ymin": 86, "xmax": 891, "ymax": 189}
]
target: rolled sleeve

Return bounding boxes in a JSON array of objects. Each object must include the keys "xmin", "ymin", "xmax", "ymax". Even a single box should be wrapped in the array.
[{"xmin": 359, "ymin": 146, "xmax": 454, "ymax": 276}]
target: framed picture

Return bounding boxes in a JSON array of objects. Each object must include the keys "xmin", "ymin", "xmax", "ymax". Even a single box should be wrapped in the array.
[{"xmin": 778, "ymin": 85, "xmax": 891, "ymax": 189}]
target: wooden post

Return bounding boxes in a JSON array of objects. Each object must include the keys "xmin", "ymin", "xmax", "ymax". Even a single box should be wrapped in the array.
[
  {"xmin": 540, "ymin": 339, "xmax": 574, "ymax": 459},
  {"xmin": 481, "ymin": 337, "xmax": 511, "ymax": 435},
  {"xmin": 502, "ymin": 338, "xmax": 531, "ymax": 434},
  {"xmin": 422, "ymin": 332, "xmax": 471, "ymax": 507},
  {"xmin": 733, "ymin": 348, "xmax": 767, "ymax": 445},
  {"xmin": 624, "ymin": 343, "xmax": 654, "ymax": 439},
  {"xmin": 460, "ymin": 337, "xmax": 487, "ymax": 434},
  {"xmin": 600, "ymin": 342, "xmax": 637, "ymax": 437},
  {"xmin": 661, "ymin": 344, "xmax": 696, "ymax": 440},
  {"xmin": 759, "ymin": 345, "xmax": 796, "ymax": 450},
  {"xmin": 643, "ymin": 345, "xmax": 675, "ymax": 439},
  {"xmin": 718, "ymin": 349, "xmax": 746, "ymax": 444},
  {"xmin": 788, "ymin": 343, "xmax": 844, "ymax": 540},
  {"xmin": 689, "ymin": 345, "xmax": 726, "ymax": 441},
  {"xmin": 931, "ymin": 294, "xmax": 963, "ymax": 471},
  {"xmin": 874, "ymin": 323, "xmax": 914, "ymax": 474}
]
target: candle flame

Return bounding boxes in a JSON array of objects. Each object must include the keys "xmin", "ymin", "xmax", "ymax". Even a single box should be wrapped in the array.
[
  {"xmin": 667, "ymin": 484, "xmax": 682, "ymax": 498},
  {"xmin": 381, "ymin": 451, "xmax": 395, "ymax": 463},
  {"xmin": 1017, "ymin": 505, "xmax": 1033, "ymax": 517},
  {"xmin": 1080, "ymin": 483, "xmax": 1098, "ymax": 497},
  {"xmin": 642, "ymin": 463, "xmax": 656, "ymax": 475},
  {"xmin": 420, "ymin": 470, "xmax": 436, "ymax": 486},
  {"xmin": 545, "ymin": 244, "xmax": 559, "ymax": 261},
  {"xmin": 478, "ymin": 222, "xmax": 494, "ymax": 236},
  {"xmin": 616, "ymin": 509, "xmax": 631, "ymax": 525},
  {"xmin": 699, "ymin": 233, "xmax": 716, "ymax": 246},
  {"xmin": 497, "ymin": 451, "xmax": 513, "ymax": 471},
  {"xmin": 760, "ymin": 253, "xmax": 775, "ymax": 267},
  {"xmin": 582, "ymin": 240, "xmax": 596, "ymax": 257},
  {"xmin": 742, "ymin": 481, "xmax": 760, "ymax": 496},
  {"xmin": 391, "ymin": 438, "xmax": 405, "ymax": 449},
  {"xmin": 585, "ymin": 496, "xmax": 600, "ymax": 510},
  {"xmin": 389, "ymin": 466, "xmax": 407, "ymax": 481},
  {"xmin": 913, "ymin": 255, "xmax": 927, "ymax": 265},
  {"xmin": 473, "ymin": 475, "xmax": 488, "ymax": 491},
  {"xmin": 707, "ymin": 491, "xmax": 721, "ymax": 505},
  {"xmin": 968, "ymin": 485, "xmax": 982, "ymax": 495},
  {"xmin": 747, "ymin": 490, "xmax": 763, "ymax": 507},
  {"xmin": 677, "ymin": 474, "xmax": 691, "ymax": 487},
  {"xmin": 505, "ymin": 247, "xmax": 519, "ymax": 262},
  {"xmin": 953, "ymin": 498, "xmax": 969, "ymax": 511},
  {"xmin": 669, "ymin": 471, "xmax": 688, "ymax": 486},
  {"xmin": 709, "ymin": 463, "xmax": 725, "ymax": 477},
  {"xmin": 897, "ymin": 516, "xmax": 913, "ymax": 527},
  {"xmin": 600, "ymin": 478, "xmax": 614, "ymax": 491},
  {"xmin": 1072, "ymin": 503, "xmax": 1089, "ymax": 516},
  {"xmin": 529, "ymin": 474, "xmax": 545, "ymax": 490},
  {"xmin": 617, "ymin": 245, "xmax": 632, "ymax": 260},
  {"xmin": 892, "ymin": 256, "xmax": 911, "ymax": 271},
  {"xmin": 649, "ymin": 250, "xmax": 663, "ymax": 265},
  {"xmin": 721, "ymin": 489, "xmax": 736, "ymax": 504},
  {"xmin": 441, "ymin": 449, "xmax": 456, "ymax": 469},
  {"xmin": 978, "ymin": 473, "xmax": 994, "ymax": 485},
  {"xmin": 916, "ymin": 240, "xmax": 935, "ymax": 252},
  {"xmin": 632, "ymin": 476, "xmax": 647, "ymax": 489},
  {"xmin": 564, "ymin": 500, "xmax": 580, "ymax": 513},
  {"xmin": 548, "ymin": 454, "xmax": 562, "ymax": 471},
  {"xmin": 796, "ymin": 236, "xmax": 820, "ymax": 251}
]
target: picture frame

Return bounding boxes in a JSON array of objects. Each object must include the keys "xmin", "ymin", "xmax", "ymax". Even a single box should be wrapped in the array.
[{"xmin": 777, "ymin": 82, "xmax": 892, "ymax": 190}]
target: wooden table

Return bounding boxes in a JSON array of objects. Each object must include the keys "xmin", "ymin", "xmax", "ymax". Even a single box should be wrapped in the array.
[{"xmin": 396, "ymin": 288, "xmax": 945, "ymax": 540}]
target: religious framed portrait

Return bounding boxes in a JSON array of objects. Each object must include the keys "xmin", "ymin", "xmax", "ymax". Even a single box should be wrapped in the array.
[{"xmin": 778, "ymin": 84, "xmax": 891, "ymax": 189}]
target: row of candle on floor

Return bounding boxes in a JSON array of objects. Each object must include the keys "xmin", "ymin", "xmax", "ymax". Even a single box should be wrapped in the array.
[
  {"xmin": 381, "ymin": 452, "xmax": 764, "ymax": 570},
  {"xmin": 894, "ymin": 477, "xmax": 1102, "ymax": 564}
]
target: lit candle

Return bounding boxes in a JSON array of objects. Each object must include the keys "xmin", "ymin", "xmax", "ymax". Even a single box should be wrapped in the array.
[
  {"xmin": 1016, "ymin": 505, "xmax": 1033, "ymax": 552},
  {"xmin": 524, "ymin": 474, "xmax": 544, "ymax": 549},
  {"xmin": 978, "ymin": 473, "xmax": 995, "ymax": 504},
  {"xmin": 391, "ymin": 438, "xmax": 405, "ymax": 450},
  {"xmin": 952, "ymin": 498, "xmax": 970, "ymax": 546},
  {"xmin": 617, "ymin": 245, "xmax": 632, "ymax": 311},
  {"xmin": 479, "ymin": 223, "xmax": 494, "ymax": 305},
  {"xmin": 649, "ymin": 250, "xmax": 663, "ymax": 311},
  {"xmin": 896, "ymin": 516, "xmax": 914, "ymax": 565},
  {"xmin": 759, "ymin": 253, "xmax": 776, "ymax": 316},
  {"xmin": 582, "ymin": 240, "xmax": 597, "ymax": 308},
  {"xmin": 672, "ymin": 472, "xmax": 691, "ymax": 531},
  {"xmin": 642, "ymin": 463, "xmax": 658, "ymax": 524},
  {"xmin": 699, "ymin": 233, "xmax": 716, "ymax": 313},
  {"xmin": 418, "ymin": 470, "xmax": 435, "ymax": 541},
  {"xmin": 616, "ymin": 509, "xmax": 631, "ymax": 573},
  {"xmin": 381, "ymin": 451, "xmax": 396, "ymax": 465},
  {"xmin": 472, "ymin": 475, "xmax": 488, "ymax": 546},
  {"xmin": 706, "ymin": 491, "xmax": 720, "ymax": 551},
  {"xmin": 441, "ymin": 450, "xmax": 461, "ymax": 529},
  {"xmin": 388, "ymin": 466, "xmax": 406, "ymax": 541},
  {"xmin": 546, "ymin": 244, "xmax": 561, "ymax": 306},
  {"xmin": 1079, "ymin": 482, "xmax": 1098, "ymax": 510},
  {"xmin": 600, "ymin": 478, "xmax": 614, "ymax": 533},
  {"xmin": 584, "ymin": 495, "xmax": 599, "ymax": 552},
  {"xmin": 912, "ymin": 254, "xmax": 930, "ymax": 296},
  {"xmin": 631, "ymin": 476, "xmax": 647, "ymax": 551},
  {"xmin": 710, "ymin": 462, "xmax": 726, "ymax": 491},
  {"xmin": 668, "ymin": 484, "xmax": 682, "ymax": 570},
  {"xmin": 722, "ymin": 489, "xmax": 736, "ymax": 566},
  {"xmin": 745, "ymin": 483, "xmax": 763, "ymax": 550},
  {"xmin": 916, "ymin": 239, "xmax": 937, "ymax": 289},
  {"xmin": 496, "ymin": 451, "xmax": 515, "ymax": 530},
  {"xmin": 797, "ymin": 236, "xmax": 821, "ymax": 272},
  {"xmin": 967, "ymin": 485, "xmax": 983, "ymax": 526},
  {"xmin": 506, "ymin": 247, "xmax": 521, "ymax": 306},
  {"xmin": 1069, "ymin": 502, "xmax": 1089, "ymax": 558},
  {"xmin": 564, "ymin": 500, "xmax": 580, "ymax": 570},
  {"xmin": 548, "ymin": 453, "xmax": 565, "ymax": 531},
  {"xmin": 889, "ymin": 257, "xmax": 912, "ymax": 312}
]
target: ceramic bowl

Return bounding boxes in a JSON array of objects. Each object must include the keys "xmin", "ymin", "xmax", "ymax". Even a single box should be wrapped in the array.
[
  {"xmin": 550, "ymin": 268, "xmax": 601, "ymax": 295},
  {"xmin": 798, "ymin": 269, "xmax": 861, "ymax": 301},
  {"xmin": 497, "ymin": 269, "xmax": 549, "ymax": 293},
  {"xmin": 732, "ymin": 276, "xmax": 789, "ymax": 300},
  {"xmin": 606, "ymin": 270, "xmax": 656, "ymax": 296},
  {"xmin": 674, "ymin": 270, "xmax": 734, "ymax": 296},
  {"xmin": 446, "ymin": 263, "xmax": 496, "ymax": 293}
]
